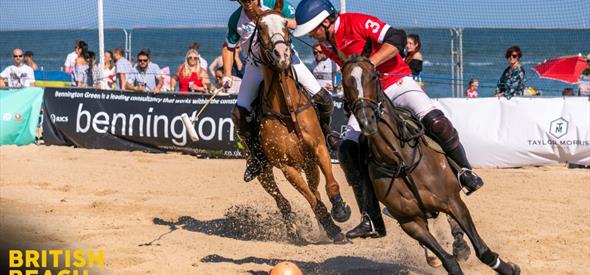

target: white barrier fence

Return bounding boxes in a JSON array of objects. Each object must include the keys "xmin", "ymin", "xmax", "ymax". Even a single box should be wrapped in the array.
[{"xmin": 435, "ymin": 97, "xmax": 590, "ymax": 168}]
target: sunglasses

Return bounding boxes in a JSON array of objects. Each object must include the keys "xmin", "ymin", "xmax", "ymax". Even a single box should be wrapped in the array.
[
  {"xmin": 138, "ymin": 59, "xmax": 149, "ymax": 62},
  {"xmin": 13, "ymin": 55, "xmax": 23, "ymax": 58},
  {"xmin": 507, "ymin": 54, "xmax": 519, "ymax": 59},
  {"xmin": 187, "ymin": 56, "xmax": 199, "ymax": 60},
  {"xmin": 313, "ymin": 51, "xmax": 322, "ymax": 55}
]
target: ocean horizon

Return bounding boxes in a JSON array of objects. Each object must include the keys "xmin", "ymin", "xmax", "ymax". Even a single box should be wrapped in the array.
[{"xmin": 1, "ymin": 27, "xmax": 588, "ymax": 97}]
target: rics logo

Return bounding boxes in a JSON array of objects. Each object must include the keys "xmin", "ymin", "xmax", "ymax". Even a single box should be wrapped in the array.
[{"xmin": 549, "ymin": 117, "xmax": 568, "ymax": 139}]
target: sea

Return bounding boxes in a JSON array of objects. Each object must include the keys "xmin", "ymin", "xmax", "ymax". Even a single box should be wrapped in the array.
[{"xmin": 1, "ymin": 27, "xmax": 588, "ymax": 97}]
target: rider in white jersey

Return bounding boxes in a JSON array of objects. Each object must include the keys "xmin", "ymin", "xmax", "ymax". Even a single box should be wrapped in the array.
[{"xmin": 223, "ymin": 0, "xmax": 340, "ymax": 182}]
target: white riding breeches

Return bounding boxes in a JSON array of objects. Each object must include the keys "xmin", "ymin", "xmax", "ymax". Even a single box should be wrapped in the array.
[
  {"xmin": 343, "ymin": 76, "xmax": 438, "ymax": 142},
  {"xmin": 237, "ymin": 51, "xmax": 322, "ymax": 111}
]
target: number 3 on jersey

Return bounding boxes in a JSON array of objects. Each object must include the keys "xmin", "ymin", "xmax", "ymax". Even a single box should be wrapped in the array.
[{"xmin": 365, "ymin": 19, "xmax": 380, "ymax": 33}]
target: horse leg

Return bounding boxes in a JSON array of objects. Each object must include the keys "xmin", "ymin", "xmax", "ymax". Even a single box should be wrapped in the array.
[
  {"xmin": 303, "ymin": 161, "xmax": 321, "ymax": 200},
  {"xmin": 280, "ymin": 165, "xmax": 347, "ymax": 244},
  {"xmin": 315, "ymin": 144, "xmax": 351, "ymax": 223},
  {"xmin": 399, "ymin": 218, "xmax": 463, "ymax": 275},
  {"xmin": 447, "ymin": 214, "xmax": 471, "ymax": 261},
  {"xmin": 448, "ymin": 197, "xmax": 520, "ymax": 275},
  {"xmin": 423, "ymin": 216, "xmax": 446, "ymax": 268},
  {"xmin": 258, "ymin": 164, "xmax": 304, "ymax": 244}
]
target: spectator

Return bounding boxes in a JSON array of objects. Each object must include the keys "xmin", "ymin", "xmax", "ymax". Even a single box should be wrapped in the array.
[
  {"xmin": 189, "ymin": 42, "xmax": 208, "ymax": 70},
  {"xmin": 98, "ymin": 50, "xmax": 116, "ymax": 90},
  {"xmin": 496, "ymin": 46, "xmax": 526, "ymax": 99},
  {"xmin": 73, "ymin": 42, "xmax": 94, "ymax": 87},
  {"xmin": 24, "ymin": 51, "xmax": 39, "ymax": 71},
  {"xmin": 64, "ymin": 40, "xmax": 84, "ymax": 74},
  {"xmin": 170, "ymin": 49, "xmax": 211, "ymax": 93},
  {"xmin": 209, "ymin": 44, "xmax": 244, "ymax": 78},
  {"xmin": 214, "ymin": 68, "xmax": 240, "ymax": 94},
  {"xmin": 311, "ymin": 43, "xmax": 337, "ymax": 93},
  {"xmin": 0, "ymin": 48, "xmax": 35, "ymax": 88},
  {"xmin": 466, "ymin": 78, "xmax": 479, "ymax": 98},
  {"xmin": 404, "ymin": 34, "xmax": 423, "ymax": 82},
  {"xmin": 578, "ymin": 53, "xmax": 590, "ymax": 96},
  {"xmin": 113, "ymin": 48, "xmax": 133, "ymax": 90},
  {"xmin": 562, "ymin": 87, "xmax": 575, "ymax": 96},
  {"xmin": 126, "ymin": 50, "xmax": 164, "ymax": 93}
]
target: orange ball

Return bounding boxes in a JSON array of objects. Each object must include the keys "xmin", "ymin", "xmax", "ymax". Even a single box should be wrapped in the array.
[{"xmin": 269, "ymin": 261, "xmax": 302, "ymax": 275}]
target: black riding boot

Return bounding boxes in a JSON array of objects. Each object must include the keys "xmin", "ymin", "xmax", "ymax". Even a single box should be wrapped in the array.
[
  {"xmin": 231, "ymin": 105, "xmax": 266, "ymax": 182},
  {"xmin": 339, "ymin": 140, "xmax": 386, "ymax": 239},
  {"xmin": 312, "ymin": 88, "xmax": 341, "ymax": 151},
  {"xmin": 422, "ymin": 110, "xmax": 483, "ymax": 195}
]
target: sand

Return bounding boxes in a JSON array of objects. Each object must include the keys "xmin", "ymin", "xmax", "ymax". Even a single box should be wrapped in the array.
[{"xmin": 1, "ymin": 145, "xmax": 589, "ymax": 274}]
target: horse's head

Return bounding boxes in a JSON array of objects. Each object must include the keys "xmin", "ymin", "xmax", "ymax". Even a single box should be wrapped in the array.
[
  {"xmin": 340, "ymin": 40, "xmax": 383, "ymax": 136},
  {"xmin": 255, "ymin": 0, "xmax": 292, "ymax": 70}
]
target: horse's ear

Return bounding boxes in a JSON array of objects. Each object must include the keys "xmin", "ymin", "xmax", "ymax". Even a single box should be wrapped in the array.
[
  {"xmin": 362, "ymin": 38, "xmax": 372, "ymax": 58},
  {"xmin": 274, "ymin": 0, "xmax": 283, "ymax": 13}
]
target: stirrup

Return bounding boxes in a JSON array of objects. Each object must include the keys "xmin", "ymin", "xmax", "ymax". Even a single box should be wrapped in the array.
[{"xmin": 457, "ymin": 168, "xmax": 482, "ymax": 195}]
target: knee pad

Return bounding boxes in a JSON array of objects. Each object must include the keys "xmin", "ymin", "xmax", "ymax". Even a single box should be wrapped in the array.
[{"xmin": 421, "ymin": 109, "xmax": 460, "ymax": 151}]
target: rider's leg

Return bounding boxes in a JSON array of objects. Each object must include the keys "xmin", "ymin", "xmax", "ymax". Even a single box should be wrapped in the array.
[
  {"xmin": 339, "ymin": 117, "xmax": 386, "ymax": 239},
  {"xmin": 421, "ymin": 110, "xmax": 483, "ymax": 194},
  {"xmin": 291, "ymin": 53, "xmax": 341, "ymax": 150},
  {"xmin": 233, "ymin": 62, "xmax": 265, "ymax": 182},
  {"xmin": 386, "ymin": 77, "xmax": 483, "ymax": 194}
]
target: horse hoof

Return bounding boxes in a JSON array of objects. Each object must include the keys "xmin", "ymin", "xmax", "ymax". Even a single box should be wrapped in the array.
[
  {"xmin": 287, "ymin": 234, "xmax": 307, "ymax": 246},
  {"xmin": 453, "ymin": 238, "xmax": 471, "ymax": 262},
  {"xmin": 332, "ymin": 233, "xmax": 352, "ymax": 245},
  {"xmin": 426, "ymin": 255, "xmax": 443, "ymax": 268},
  {"xmin": 331, "ymin": 203, "xmax": 352, "ymax": 223},
  {"xmin": 508, "ymin": 262, "xmax": 521, "ymax": 275}
]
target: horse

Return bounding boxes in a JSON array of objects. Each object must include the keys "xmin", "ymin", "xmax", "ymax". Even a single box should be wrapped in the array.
[
  {"xmin": 337, "ymin": 46, "xmax": 521, "ymax": 274},
  {"xmin": 246, "ymin": 0, "xmax": 350, "ymax": 244}
]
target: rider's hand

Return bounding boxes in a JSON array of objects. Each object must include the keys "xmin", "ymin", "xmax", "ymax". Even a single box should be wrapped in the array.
[{"xmin": 222, "ymin": 76, "xmax": 233, "ymax": 89}]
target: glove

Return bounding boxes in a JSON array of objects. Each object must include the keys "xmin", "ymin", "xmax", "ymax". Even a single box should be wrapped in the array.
[{"xmin": 221, "ymin": 76, "xmax": 233, "ymax": 89}]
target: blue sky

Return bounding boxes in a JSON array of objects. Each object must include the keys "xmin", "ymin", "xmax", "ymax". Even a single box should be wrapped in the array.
[{"xmin": 1, "ymin": 0, "xmax": 589, "ymax": 30}]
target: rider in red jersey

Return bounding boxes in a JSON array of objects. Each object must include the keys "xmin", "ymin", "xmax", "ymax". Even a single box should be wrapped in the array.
[{"xmin": 294, "ymin": 0, "xmax": 483, "ymax": 239}]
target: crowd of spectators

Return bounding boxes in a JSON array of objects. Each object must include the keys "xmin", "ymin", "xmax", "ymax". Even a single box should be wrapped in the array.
[{"xmin": 1, "ymin": 38, "xmax": 588, "ymax": 98}]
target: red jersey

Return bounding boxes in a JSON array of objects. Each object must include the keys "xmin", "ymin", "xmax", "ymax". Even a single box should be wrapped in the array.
[
  {"xmin": 175, "ymin": 65, "xmax": 205, "ymax": 92},
  {"xmin": 320, "ymin": 13, "xmax": 411, "ymax": 89}
]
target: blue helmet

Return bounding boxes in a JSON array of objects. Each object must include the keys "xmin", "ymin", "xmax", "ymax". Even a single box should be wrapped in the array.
[{"xmin": 293, "ymin": 0, "xmax": 336, "ymax": 37}]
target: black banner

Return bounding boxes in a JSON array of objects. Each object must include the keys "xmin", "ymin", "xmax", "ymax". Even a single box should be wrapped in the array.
[{"xmin": 42, "ymin": 88, "xmax": 347, "ymax": 158}]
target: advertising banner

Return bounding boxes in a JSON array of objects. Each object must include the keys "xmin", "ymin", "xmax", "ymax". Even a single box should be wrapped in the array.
[
  {"xmin": 0, "ymin": 87, "xmax": 44, "ymax": 145},
  {"xmin": 42, "ymin": 88, "xmax": 347, "ymax": 158},
  {"xmin": 436, "ymin": 97, "xmax": 590, "ymax": 167}
]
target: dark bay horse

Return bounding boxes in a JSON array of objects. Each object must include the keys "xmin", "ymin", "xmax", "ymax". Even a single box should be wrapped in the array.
[
  {"xmin": 338, "ymin": 49, "xmax": 521, "ymax": 274},
  {"xmin": 247, "ymin": 0, "xmax": 350, "ymax": 244}
]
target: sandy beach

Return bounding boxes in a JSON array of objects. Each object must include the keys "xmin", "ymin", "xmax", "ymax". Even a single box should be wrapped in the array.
[{"xmin": 1, "ymin": 145, "xmax": 589, "ymax": 274}]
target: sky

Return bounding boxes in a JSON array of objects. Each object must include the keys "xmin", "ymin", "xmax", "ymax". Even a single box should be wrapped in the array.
[{"xmin": 1, "ymin": 0, "xmax": 589, "ymax": 30}]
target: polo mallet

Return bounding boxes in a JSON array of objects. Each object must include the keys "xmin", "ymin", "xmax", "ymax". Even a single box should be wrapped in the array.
[{"xmin": 180, "ymin": 87, "xmax": 224, "ymax": 142}]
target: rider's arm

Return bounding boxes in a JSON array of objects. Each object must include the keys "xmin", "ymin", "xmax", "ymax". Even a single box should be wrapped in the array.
[
  {"xmin": 369, "ymin": 27, "xmax": 407, "ymax": 67},
  {"xmin": 222, "ymin": 44, "xmax": 236, "ymax": 78},
  {"xmin": 369, "ymin": 43, "xmax": 398, "ymax": 68}
]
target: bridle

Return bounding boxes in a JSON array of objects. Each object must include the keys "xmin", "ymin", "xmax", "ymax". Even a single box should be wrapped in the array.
[
  {"xmin": 249, "ymin": 10, "xmax": 292, "ymax": 69},
  {"xmin": 341, "ymin": 56, "xmax": 384, "ymax": 123}
]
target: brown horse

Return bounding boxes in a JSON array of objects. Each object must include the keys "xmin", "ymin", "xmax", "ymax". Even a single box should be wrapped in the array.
[
  {"xmin": 338, "ymin": 48, "xmax": 521, "ymax": 273},
  {"xmin": 247, "ymin": 0, "xmax": 350, "ymax": 244}
]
